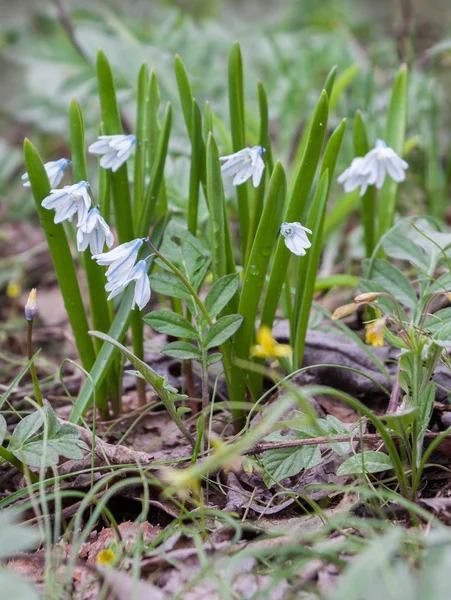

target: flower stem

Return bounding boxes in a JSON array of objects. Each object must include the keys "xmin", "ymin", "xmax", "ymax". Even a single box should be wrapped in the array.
[{"xmin": 27, "ymin": 320, "xmax": 43, "ymax": 407}]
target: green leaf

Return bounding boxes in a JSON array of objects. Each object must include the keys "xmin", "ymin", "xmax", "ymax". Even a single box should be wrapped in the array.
[
  {"xmin": 162, "ymin": 341, "xmax": 201, "ymax": 360},
  {"xmin": 262, "ymin": 444, "xmax": 322, "ymax": 483},
  {"xmin": 370, "ymin": 258, "xmax": 417, "ymax": 309},
  {"xmin": 204, "ymin": 273, "xmax": 240, "ymax": 319},
  {"xmin": 11, "ymin": 411, "xmax": 43, "ymax": 445},
  {"xmin": 148, "ymin": 272, "xmax": 192, "ymax": 301},
  {"xmin": 0, "ymin": 416, "xmax": 6, "ymax": 446},
  {"xmin": 337, "ymin": 451, "xmax": 394, "ymax": 475},
  {"xmin": 14, "ymin": 441, "xmax": 59, "ymax": 468},
  {"xmin": 144, "ymin": 310, "xmax": 198, "ymax": 339},
  {"xmin": 174, "ymin": 54, "xmax": 194, "ymax": 142},
  {"xmin": 207, "ymin": 352, "xmax": 222, "ymax": 365},
  {"xmin": 228, "ymin": 42, "xmax": 249, "ymax": 258},
  {"xmin": 206, "ymin": 133, "xmax": 227, "ymax": 281},
  {"xmin": 329, "ymin": 63, "xmax": 360, "ymax": 110},
  {"xmin": 377, "ymin": 64, "xmax": 408, "ymax": 239},
  {"xmin": 261, "ymin": 90, "xmax": 329, "ymax": 333},
  {"xmin": 205, "ymin": 315, "xmax": 243, "ymax": 350},
  {"xmin": 24, "ymin": 139, "xmax": 96, "ymax": 371},
  {"xmin": 424, "ymin": 307, "xmax": 451, "ymax": 333}
]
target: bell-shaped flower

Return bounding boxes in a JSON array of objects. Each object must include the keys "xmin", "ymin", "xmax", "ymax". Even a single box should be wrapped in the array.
[
  {"xmin": 123, "ymin": 260, "xmax": 151, "ymax": 310},
  {"xmin": 280, "ymin": 222, "xmax": 312, "ymax": 256},
  {"xmin": 338, "ymin": 139, "xmax": 408, "ymax": 196},
  {"xmin": 251, "ymin": 326, "xmax": 291, "ymax": 359},
  {"xmin": 93, "ymin": 238, "xmax": 144, "ymax": 299},
  {"xmin": 76, "ymin": 206, "xmax": 114, "ymax": 256},
  {"xmin": 22, "ymin": 158, "xmax": 71, "ymax": 189},
  {"xmin": 220, "ymin": 146, "xmax": 265, "ymax": 187},
  {"xmin": 41, "ymin": 181, "xmax": 91, "ymax": 225},
  {"xmin": 360, "ymin": 139, "xmax": 408, "ymax": 189},
  {"xmin": 337, "ymin": 157, "xmax": 369, "ymax": 196},
  {"xmin": 88, "ymin": 134, "xmax": 137, "ymax": 172}
]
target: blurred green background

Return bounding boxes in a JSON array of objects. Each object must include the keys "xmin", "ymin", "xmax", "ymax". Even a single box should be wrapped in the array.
[{"xmin": 1, "ymin": 0, "xmax": 451, "ymax": 222}]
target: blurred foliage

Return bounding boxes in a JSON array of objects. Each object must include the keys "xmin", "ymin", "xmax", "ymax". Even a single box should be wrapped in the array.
[{"xmin": 0, "ymin": 0, "xmax": 450, "ymax": 225}]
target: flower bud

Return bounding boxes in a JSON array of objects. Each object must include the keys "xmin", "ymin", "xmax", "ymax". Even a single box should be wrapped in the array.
[
  {"xmin": 332, "ymin": 303, "xmax": 357, "ymax": 320},
  {"xmin": 354, "ymin": 292, "xmax": 380, "ymax": 303},
  {"xmin": 25, "ymin": 288, "xmax": 38, "ymax": 321}
]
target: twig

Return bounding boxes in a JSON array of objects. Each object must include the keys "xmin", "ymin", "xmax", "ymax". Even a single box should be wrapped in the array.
[{"xmin": 245, "ymin": 431, "xmax": 451, "ymax": 456}]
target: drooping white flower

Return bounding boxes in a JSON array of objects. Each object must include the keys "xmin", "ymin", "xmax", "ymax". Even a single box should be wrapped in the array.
[
  {"xmin": 337, "ymin": 157, "xmax": 369, "ymax": 196},
  {"xmin": 88, "ymin": 135, "xmax": 137, "ymax": 172},
  {"xmin": 123, "ymin": 260, "xmax": 151, "ymax": 310},
  {"xmin": 22, "ymin": 158, "xmax": 71, "ymax": 189},
  {"xmin": 360, "ymin": 139, "xmax": 408, "ymax": 189},
  {"xmin": 76, "ymin": 206, "xmax": 114, "ymax": 255},
  {"xmin": 93, "ymin": 238, "xmax": 144, "ymax": 300},
  {"xmin": 337, "ymin": 139, "xmax": 408, "ymax": 196},
  {"xmin": 220, "ymin": 146, "xmax": 265, "ymax": 187},
  {"xmin": 280, "ymin": 222, "xmax": 312, "ymax": 256},
  {"xmin": 41, "ymin": 181, "xmax": 91, "ymax": 225}
]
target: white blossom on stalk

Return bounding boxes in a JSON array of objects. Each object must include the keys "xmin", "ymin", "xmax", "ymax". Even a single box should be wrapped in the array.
[
  {"xmin": 93, "ymin": 238, "xmax": 145, "ymax": 300},
  {"xmin": 41, "ymin": 181, "xmax": 91, "ymax": 225},
  {"xmin": 123, "ymin": 260, "xmax": 151, "ymax": 310},
  {"xmin": 88, "ymin": 134, "xmax": 137, "ymax": 172},
  {"xmin": 220, "ymin": 146, "xmax": 265, "ymax": 187},
  {"xmin": 22, "ymin": 158, "xmax": 71, "ymax": 189},
  {"xmin": 337, "ymin": 139, "xmax": 408, "ymax": 196},
  {"xmin": 337, "ymin": 157, "xmax": 369, "ymax": 196},
  {"xmin": 280, "ymin": 222, "xmax": 312, "ymax": 256},
  {"xmin": 76, "ymin": 206, "xmax": 114, "ymax": 255}
]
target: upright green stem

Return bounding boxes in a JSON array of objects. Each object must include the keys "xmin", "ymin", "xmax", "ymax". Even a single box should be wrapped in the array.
[{"xmin": 27, "ymin": 321, "xmax": 43, "ymax": 407}]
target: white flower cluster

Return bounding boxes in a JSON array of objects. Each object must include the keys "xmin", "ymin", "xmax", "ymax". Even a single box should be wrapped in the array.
[
  {"xmin": 22, "ymin": 134, "xmax": 150, "ymax": 310},
  {"xmin": 338, "ymin": 139, "xmax": 408, "ymax": 196}
]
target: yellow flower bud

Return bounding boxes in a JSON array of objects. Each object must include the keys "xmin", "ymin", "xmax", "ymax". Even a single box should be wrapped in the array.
[
  {"xmin": 354, "ymin": 292, "xmax": 380, "ymax": 303},
  {"xmin": 25, "ymin": 288, "xmax": 38, "ymax": 321},
  {"xmin": 331, "ymin": 303, "xmax": 357, "ymax": 320},
  {"xmin": 6, "ymin": 279, "xmax": 21, "ymax": 299}
]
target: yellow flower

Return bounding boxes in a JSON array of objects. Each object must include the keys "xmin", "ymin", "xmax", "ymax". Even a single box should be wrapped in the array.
[
  {"xmin": 7, "ymin": 279, "xmax": 21, "ymax": 299},
  {"xmin": 97, "ymin": 549, "xmax": 116, "ymax": 567},
  {"xmin": 251, "ymin": 326, "xmax": 291, "ymax": 359},
  {"xmin": 365, "ymin": 319, "xmax": 385, "ymax": 347},
  {"xmin": 162, "ymin": 467, "xmax": 201, "ymax": 497}
]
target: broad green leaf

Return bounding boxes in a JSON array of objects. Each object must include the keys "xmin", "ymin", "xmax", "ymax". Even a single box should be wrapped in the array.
[
  {"xmin": 204, "ymin": 273, "xmax": 239, "ymax": 319},
  {"xmin": 424, "ymin": 307, "xmax": 451, "ymax": 333},
  {"xmin": 162, "ymin": 341, "xmax": 201, "ymax": 360},
  {"xmin": 262, "ymin": 444, "xmax": 322, "ymax": 482},
  {"xmin": 11, "ymin": 411, "xmax": 43, "ymax": 445},
  {"xmin": 149, "ymin": 272, "xmax": 192, "ymax": 301},
  {"xmin": 205, "ymin": 315, "xmax": 243, "ymax": 350},
  {"xmin": 382, "ymin": 226, "xmax": 428, "ymax": 271},
  {"xmin": 337, "ymin": 451, "xmax": 394, "ymax": 475},
  {"xmin": 14, "ymin": 441, "xmax": 59, "ymax": 468},
  {"xmin": 433, "ymin": 323, "xmax": 451, "ymax": 347},
  {"xmin": 370, "ymin": 258, "xmax": 417, "ymax": 309},
  {"xmin": 144, "ymin": 311, "xmax": 198, "ymax": 339}
]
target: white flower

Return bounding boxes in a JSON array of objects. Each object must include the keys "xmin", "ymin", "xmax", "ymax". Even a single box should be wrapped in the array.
[
  {"xmin": 41, "ymin": 181, "xmax": 91, "ymax": 225},
  {"xmin": 22, "ymin": 158, "xmax": 71, "ymax": 189},
  {"xmin": 93, "ymin": 238, "xmax": 144, "ymax": 300},
  {"xmin": 360, "ymin": 139, "xmax": 408, "ymax": 189},
  {"xmin": 337, "ymin": 157, "xmax": 369, "ymax": 196},
  {"xmin": 76, "ymin": 206, "xmax": 114, "ymax": 255},
  {"xmin": 220, "ymin": 146, "xmax": 265, "ymax": 187},
  {"xmin": 280, "ymin": 222, "xmax": 312, "ymax": 256},
  {"xmin": 337, "ymin": 139, "xmax": 408, "ymax": 196},
  {"xmin": 123, "ymin": 260, "xmax": 151, "ymax": 310},
  {"xmin": 88, "ymin": 135, "xmax": 137, "ymax": 172}
]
